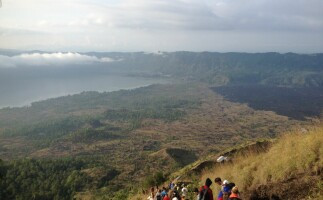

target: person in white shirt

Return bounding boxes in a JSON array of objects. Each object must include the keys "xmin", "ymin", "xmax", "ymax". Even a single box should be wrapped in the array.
[{"xmin": 181, "ymin": 185, "xmax": 188, "ymax": 197}]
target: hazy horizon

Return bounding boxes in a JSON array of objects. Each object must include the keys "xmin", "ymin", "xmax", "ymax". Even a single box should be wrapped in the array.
[{"xmin": 2, "ymin": 48, "xmax": 323, "ymax": 54}]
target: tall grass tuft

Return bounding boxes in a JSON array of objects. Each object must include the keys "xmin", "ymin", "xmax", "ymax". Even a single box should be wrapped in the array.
[{"xmin": 201, "ymin": 126, "xmax": 323, "ymax": 196}]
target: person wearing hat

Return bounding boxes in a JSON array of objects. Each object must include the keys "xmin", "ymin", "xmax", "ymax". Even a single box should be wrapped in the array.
[
  {"xmin": 222, "ymin": 180, "xmax": 231, "ymax": 200},
  {"xmin": 181, "ymin": 184, "xmax": 188, "ymax": 197},
  {"xmin": 214, "ymin": 178, "xmax": 231, "ymax": 200},
  {"xmin": 199, "ymin": 178, "xmax": 214, "ymax": 200},
  {"xmin": 228, "ymin": 186, "xmax": 241, "ymax": 200}
]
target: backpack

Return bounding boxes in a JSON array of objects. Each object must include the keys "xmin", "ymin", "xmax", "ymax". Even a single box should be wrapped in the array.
[{"xmin": 199, "ymin": 187, "xmax": 209, "ymax": 200}]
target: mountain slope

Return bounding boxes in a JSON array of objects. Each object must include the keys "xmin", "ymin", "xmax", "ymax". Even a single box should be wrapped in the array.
[
  {"xmin": 199, "ymin": 125, "xmax": 323, "ymax": 199},
  {"xmin": 135, "ymin": 125, "xmax": 322, "ymax": 200}
]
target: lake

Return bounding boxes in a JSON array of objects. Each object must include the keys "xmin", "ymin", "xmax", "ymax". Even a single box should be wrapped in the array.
[{"xmin": 0, "ymin": 74, "xmax": 168, "ymax": 108}]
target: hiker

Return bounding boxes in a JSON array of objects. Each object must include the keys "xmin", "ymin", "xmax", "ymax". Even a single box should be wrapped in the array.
[
  {"xmin": 226, "ymin": 182, "xmax": 236, "ymax": 197},
  {"xmin": 163, "ymin": 192, "xmax": 171, "ymax": 200},
  {"xmin": 214, "ymin": 177, "xmax": 231, "ymax": 200},
  {"xmin": 161, "ymin": 187, "xmax": 167, "ymax": 198},
  {"xmin": 155, "ymin": 189, "xmax": 162, "ymax": 200},
  {"xmin": 214, "ymin": 177, "xmax": 222, "ymax": 186},
  {"xmin": 150, "ymin": 187, "xmax": 155, "ymax": 199},
  {"xmin": 194, "ymin": 188, "xmax": 200, "ymax": 200},
  {"xmin": 181, "ymin": 184, "xmax": 188, "ymax": 197},
  {"xmin": 228, "ymin": 187, "xmax": 241, "ymax": 200},
  {"xmin": 170, "ymin": 182, "xmax": 175, "ymax": 190},
  {"xmin": 214, "ymin": 177, "xmax": 223, "ymax": 200},
  {"xmin": 171, "ymin": 190, "xmax": 181, "ymax": 200},
  {"xmin": 222, "ymin": 180, "xmax": 231, "ymax": 200},
  {"xmin": 199, "ymin": 178, "xmax": 214, "ymax": 200}
]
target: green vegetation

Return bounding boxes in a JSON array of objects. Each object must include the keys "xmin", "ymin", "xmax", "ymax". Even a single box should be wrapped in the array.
[
  {"xmin": 0, "ymin": 84, "xmax": 206, "ymax": 199},
  {"xmin": 2, "ymin": 116, "xmax": 86, "ymax": 138},
  {"xmin": 104, "ymin": 108, "xmax": 185, "ymax": 122},
  {"xmin": 0, "ymin": 84, "xmax": 199, "ymax": 128},
  {"xmin": 0, "ymin": 156, "xmax": 124, "ymax": 200},
  {"xmin": 0, "ymin": 84, "xmax": 197, "ymax": 149},
  {"xmin": 67, "ymin": 127, "xmax": 121, "ymax": 143},
  {"xmin": 164, "ymin": 52, "xmax": 323, "ymax": 87},
  {"xmin": 0, "ymin": 158, "xmax": 93, "ymax": 200},
  {"xmin": 0, "ymin": 80, "xmax": 320, "ymax": 199},
  {"xmin": 143, "ymin": 171, "xmax": 167, "ymax": 188},
  {"xmin": 109, "ymin": 52, "xmax": 323, "ymax": 87}
]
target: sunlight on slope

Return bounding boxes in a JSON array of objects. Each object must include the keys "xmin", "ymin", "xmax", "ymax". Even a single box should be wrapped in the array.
[{"xmin": 201, "ymin": 125, "xmax": 323, "ymax": 198}]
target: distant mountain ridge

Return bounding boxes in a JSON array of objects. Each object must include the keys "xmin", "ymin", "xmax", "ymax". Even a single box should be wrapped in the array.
[
  {"xmin": 90, "ymin": 51, "xmax": 323, "ymax": 87},
  {"xmin": 1, "ymin": 50, "xmax": 322, "ymax": 87}
]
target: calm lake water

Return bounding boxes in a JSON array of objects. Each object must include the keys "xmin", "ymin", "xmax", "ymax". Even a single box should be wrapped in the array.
[{"xmin": 0, "ymin": 75, "xmax": 168, "ymax": 108}]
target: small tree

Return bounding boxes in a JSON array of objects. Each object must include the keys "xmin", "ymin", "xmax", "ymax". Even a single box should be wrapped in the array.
[{"xmin": 143, "ymin": 171, "xmax": 166, "ymax": 188}]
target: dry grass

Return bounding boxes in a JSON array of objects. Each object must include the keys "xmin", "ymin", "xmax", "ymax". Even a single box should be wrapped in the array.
[{"xmin": 201, "ymin": 125, "xmax": 323, "ymax": 198}]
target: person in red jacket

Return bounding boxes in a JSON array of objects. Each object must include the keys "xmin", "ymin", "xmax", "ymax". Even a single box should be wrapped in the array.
[
  {"xmin": 163, "ymin": 193, "xmax": 170, "ymax": 200},
  {"xmin": 229, "ymin": 186, "xmax": 241, "ymax": 200},
  {"xmin": 199, "ymin": 178, "xmax": 214, "ymax": 200}
]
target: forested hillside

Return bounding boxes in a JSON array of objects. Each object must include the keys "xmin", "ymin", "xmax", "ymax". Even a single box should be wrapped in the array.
[
  {"xmin": 1, "ymin": 82, "xmax": 315, "ymax": 199},
  {"xmin": 86, "ymin": 51, "xmax": 323, "ymax": 87}
]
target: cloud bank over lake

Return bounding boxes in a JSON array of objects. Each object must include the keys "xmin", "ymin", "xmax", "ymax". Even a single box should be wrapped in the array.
[{"xmin": 0, "ymin": 52, "xmax": 115, "ymax": 68}]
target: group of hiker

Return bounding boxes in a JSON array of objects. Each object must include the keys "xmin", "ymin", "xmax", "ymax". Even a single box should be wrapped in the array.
[
  {"xmin": 198, "ymin": 177, "xmax": 241, "ymax": 200},
  {"xmin": 147, "ymin": 177, "xmax": 241, "ymax": 200}
]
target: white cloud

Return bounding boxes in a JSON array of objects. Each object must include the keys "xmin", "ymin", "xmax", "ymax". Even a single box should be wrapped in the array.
[
  {"xmin": 0, "ymin": 52, "xmax": 115, "ymax": 68},
  {"xmin": 4, "ymin": 0, "xmax": 322, "ymax": 32},
  {"xmin": 69, "ymin": 0, "xmax": 323, "ymax": 31},
  {"xmin": 0, "ymin": 0, "xmax": 323, "ymax": 52}
]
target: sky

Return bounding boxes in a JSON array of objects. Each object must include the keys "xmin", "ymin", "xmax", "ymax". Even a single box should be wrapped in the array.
[{"xmin": 0, "ymin": 0, "xmax": 323, "ymax": 53}]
